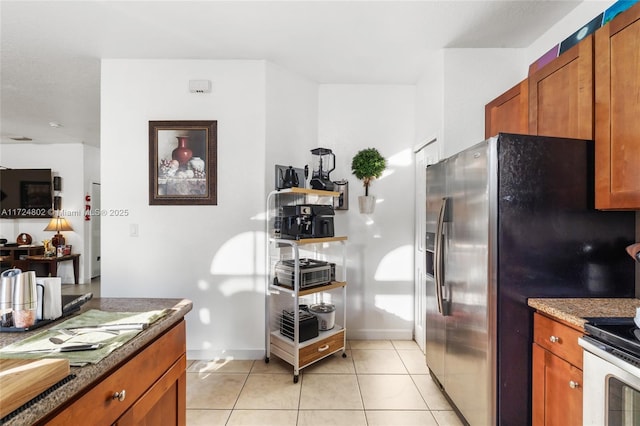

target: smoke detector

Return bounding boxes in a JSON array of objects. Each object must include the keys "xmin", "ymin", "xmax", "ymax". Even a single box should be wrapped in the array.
[{"xmin": 189, "ymin": 80, "xmax": 212, "ymax": 94}]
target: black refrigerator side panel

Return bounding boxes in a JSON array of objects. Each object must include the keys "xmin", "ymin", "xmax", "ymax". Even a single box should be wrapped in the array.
[{"xmin": 495, "ymin": 133, "xmax": 635, "ymax": 426}]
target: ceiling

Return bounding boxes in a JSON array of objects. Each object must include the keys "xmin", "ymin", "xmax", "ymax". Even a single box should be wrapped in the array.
[{"xmin": 0, "ymin": 1, "xmax": 582, "ymax": 148}]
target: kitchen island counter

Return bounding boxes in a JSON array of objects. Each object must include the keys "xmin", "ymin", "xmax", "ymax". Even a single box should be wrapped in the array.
[
  {"xmin": 528, "ymin": 297, "xmax": 640, "ymax": 330},
  {"xmin": 0, "ymin": 297, "xmax": 192, "ymax": 425}
]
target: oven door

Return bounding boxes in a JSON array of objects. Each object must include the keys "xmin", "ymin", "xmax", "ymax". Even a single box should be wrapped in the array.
[{"xmin": 580, "ymin": 337, "xmax": 640, "ymax": 426}]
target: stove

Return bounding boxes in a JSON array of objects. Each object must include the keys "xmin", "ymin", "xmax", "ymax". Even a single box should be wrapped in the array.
[
  {"xmin": 580, "ymin": 318, "xmax": 640, "ymax": 424},
  {"xmin": 584, "ymin": 317, "xmax": 640, "ymax": 361}
]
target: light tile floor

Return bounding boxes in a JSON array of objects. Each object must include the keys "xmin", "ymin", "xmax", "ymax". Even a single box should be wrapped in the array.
[{"xmin": 186, "ymin": 340, "xmax": 464, "ymax": 426}]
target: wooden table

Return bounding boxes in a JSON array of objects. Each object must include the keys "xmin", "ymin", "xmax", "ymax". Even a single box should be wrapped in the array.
[
  {"xmin": 25, "ymin": 254, "xmax": 80, "ymax": 284},
  {"xmin": 0, "ymin": 246, "xmax": 45, "ymax": 270}
]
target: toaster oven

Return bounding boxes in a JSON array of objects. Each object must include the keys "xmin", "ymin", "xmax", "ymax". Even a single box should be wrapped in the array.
[{"xmin": 274, "ymin": 258, "xmax": 335, "ymax": 290}]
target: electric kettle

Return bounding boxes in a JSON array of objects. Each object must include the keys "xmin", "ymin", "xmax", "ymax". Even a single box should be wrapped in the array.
[{"xmin": 279, "ymin": 166, "xmax": 299, "ymax": 188}]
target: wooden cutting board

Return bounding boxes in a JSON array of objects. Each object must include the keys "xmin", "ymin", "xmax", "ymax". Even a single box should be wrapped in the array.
[{"xmin": 0, "ymin": 358, "xmax": 70, "ymax": 418}]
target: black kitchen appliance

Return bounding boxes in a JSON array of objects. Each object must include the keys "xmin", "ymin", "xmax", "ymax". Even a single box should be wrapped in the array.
[
  {"xmin": 280, "ymin": 309, "xmax": 319, "ymax": 342},
  {"xmin": 280, "ymin": 204, "xmax": 334, "ymax": 239},
  {"xmin": 309, "ymin": 148, "xmax": 335, "ymax": 191},
  {"xmin": 274, "ymin": 258, "xmax": 335, "ymax": 289},
  {"xmin": 279, "ymin": 166, "xmax": 299, "ymax": 189}
]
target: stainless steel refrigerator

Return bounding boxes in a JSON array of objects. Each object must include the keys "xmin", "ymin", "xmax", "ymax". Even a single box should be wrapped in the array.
[{"xmin": 424, "ymin": 133, "xmax": 635, "ymax": 425}]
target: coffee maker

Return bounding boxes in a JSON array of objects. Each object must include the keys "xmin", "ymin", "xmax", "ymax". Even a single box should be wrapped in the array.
[
  {"xmin": 309, "ymin": 148, "xmax": 335, "ymax": 191},
  {"xmin": 280, "ymin": 204, "xmax": 335, "ymax": 240}
]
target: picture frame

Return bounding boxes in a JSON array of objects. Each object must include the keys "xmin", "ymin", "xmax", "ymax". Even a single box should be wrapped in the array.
[{"xmin": 148, "ymin": 120, "xmax": 217, "ymax": 205}]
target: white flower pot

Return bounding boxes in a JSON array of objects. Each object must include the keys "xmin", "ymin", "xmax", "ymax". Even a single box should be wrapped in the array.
[{"xmin": 358, "ymin": 195, "xmax": 376, "ymax": 214}]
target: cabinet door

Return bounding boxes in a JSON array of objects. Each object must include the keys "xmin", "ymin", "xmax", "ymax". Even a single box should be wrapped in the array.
[
  {"xmin": 595, "ymin": 2, "xmax": 640, "ymax": 209},
  {"xmin": 485, "ymin": 79, "xmax": 529, "ymax": 139},
  {"xmin": 45, "ymin": 321, "xmax": 186, "ymax": 425},
  {"xmin": 114, "ymin": 355, "xmax": 187, "ymax": 426},
  {"xmin": 532, "ymin": 343, "xmax": 545, "ymax": 426},
  {"xmin": 529, "ymin": 36, "xmax": 594, "ymax": 140},
  {"xmin": 532, "ymin": 343, "xmax": 582, "ymax": 426}
]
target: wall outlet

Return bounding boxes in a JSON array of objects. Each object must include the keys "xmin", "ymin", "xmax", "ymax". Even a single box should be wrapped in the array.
[{"xmin": 130, "ymin": 224, "xmax": 139, "ymax": 237}]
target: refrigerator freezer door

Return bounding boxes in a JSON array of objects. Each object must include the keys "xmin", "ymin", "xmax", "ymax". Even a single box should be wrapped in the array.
[{"xmin": 443, "ymin": 142, "xmax": 492, "ymax": 426}]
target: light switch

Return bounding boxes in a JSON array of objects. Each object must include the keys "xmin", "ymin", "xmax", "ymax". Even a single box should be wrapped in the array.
[{"xmin": 130, "ymin": 224, "xmax": 139, "ymax": 237}]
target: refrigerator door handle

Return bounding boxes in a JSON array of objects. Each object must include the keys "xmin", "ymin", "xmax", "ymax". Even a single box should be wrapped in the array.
[{"xmin": 434, "ymin": 197, "xmax": 447, "ymax": 315}]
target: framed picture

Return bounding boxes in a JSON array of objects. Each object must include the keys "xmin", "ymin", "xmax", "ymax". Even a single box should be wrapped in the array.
[{"xmin": 148, "ymin": 120, "xmax": 217, "ymax": 205}]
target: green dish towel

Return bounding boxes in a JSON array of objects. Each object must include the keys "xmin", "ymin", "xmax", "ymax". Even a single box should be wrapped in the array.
[{"xmin": 0, "ymin": 309, "xmax": 168, "ymax": 366}]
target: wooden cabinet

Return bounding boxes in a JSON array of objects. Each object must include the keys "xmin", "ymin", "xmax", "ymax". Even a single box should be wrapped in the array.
[
  {"xmin": 529, "ymin": 35, "xmax": 594, "ymax": 140},
  {"xmin": 532, "ymin": 313, "xmax": 583, "ymax": 426},
  {"xmin": 594, "ymin": 1, "xmax": 640, "ymax": 209},
  {"xmin": 43, "ymin": 320, "xmax": 186, "ymax": 426},
  {"xmin": 485, "ymin": 79, "xmax": 529, "ymax": 139}
]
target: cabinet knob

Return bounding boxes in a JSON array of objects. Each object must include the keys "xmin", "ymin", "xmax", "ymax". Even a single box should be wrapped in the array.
[
  {"xmin": 112, "ymin": 390, "xmax": 126, "ymax": 402},
  {"xmin": 569, "ymin": 381, "xmax": 580, "ymax": 389},
  {"xmin": 317, "ymin": 344, "xmax": 330, "ymax": 352},
  {"xmin": 549, "ymin": 335, "xmax": 560, "ymax": 343}
]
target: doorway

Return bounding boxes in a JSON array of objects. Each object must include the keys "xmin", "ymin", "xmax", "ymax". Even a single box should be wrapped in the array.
[{"xmin": 91, "ymin": 182, "xmax": 101, "ymax": 278}]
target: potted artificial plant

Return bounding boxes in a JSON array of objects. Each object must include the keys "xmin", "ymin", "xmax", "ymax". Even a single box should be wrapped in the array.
[{"xmin": 351, "ymin": 147, "xmax": 386, "ymax": 213}]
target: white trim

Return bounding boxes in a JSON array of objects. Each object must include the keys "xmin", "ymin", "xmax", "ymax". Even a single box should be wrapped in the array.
[{"xmin": 187, "ymin": 349, "xmax": 265, "ymax": 361}]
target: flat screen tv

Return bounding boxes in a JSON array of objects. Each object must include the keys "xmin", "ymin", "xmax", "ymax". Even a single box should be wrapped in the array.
[{"xmin": 0, "ymin": 169, "xmax": 53, "ymax": 218}]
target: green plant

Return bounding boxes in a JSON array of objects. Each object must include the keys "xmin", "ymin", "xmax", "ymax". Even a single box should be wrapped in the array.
[{"xmin": 351, "ymin": 148, "xmax": 386, "ymax": 196}]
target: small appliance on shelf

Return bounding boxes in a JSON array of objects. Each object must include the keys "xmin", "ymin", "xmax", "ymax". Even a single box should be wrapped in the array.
[
  {"xmin": 279, "ymin": 204, "xmax": 335, "ymax": 239},
  {"xmin": 280, "ymin": 309, "xmax": 319, "ymax": 342},
  {"xmin": 309, "ymin": 148, "xmax": 335, "ymax": 191},
  {"xmin": 274, "ymin": 258, "xmax": 335, "ymax": 290}
]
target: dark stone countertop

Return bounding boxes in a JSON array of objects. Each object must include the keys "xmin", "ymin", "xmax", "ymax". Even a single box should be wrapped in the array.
[
  {"xmin": 528, "ymin": 297, "xmax": 640, "ymax": 329},
  {"xmin": 1, "ymin": 297, "xmax": 192, "ymax": 426}
]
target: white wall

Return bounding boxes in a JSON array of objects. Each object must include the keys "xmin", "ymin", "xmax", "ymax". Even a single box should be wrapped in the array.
[
  {"xmin": 0, "ymin": 143, "xmax": 92, "ymax": 283},
  {"xmin": 101, "ymin": 59, "xmax": 319, "ymax": 360},
  {"xmin": 441, "ymin": 48, "xmax": 525, "ymax": 157},
  {"xmin": 265, "ymin": 62, "xmax": 318, "ymax": 184},
  {"xmin": 527, "ymin": 0, "xmax": 616, "ymax": 65},
  {"xmin": 319, "ymin": 85, "xmax": 416, "ymax": 339},
  {"xmin": 415, "ymin": 50, "xmax": 445, "ymax": 156},
  {"xmin": 414, "ymin": 49, "xmax": 524, "ymax": 159}
]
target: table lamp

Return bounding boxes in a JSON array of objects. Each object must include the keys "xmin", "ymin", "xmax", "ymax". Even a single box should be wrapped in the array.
[{"xmin": 44, "ymin": 216, "xmax": 73, "ymax": 247}]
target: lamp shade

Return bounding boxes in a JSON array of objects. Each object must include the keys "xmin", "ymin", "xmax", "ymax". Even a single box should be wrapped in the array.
[{"xmin": 44, "ymin": 217, "xmax": 73, "ymax": 232}]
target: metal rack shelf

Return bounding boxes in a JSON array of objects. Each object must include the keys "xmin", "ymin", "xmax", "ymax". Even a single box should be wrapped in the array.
[{"xmin": 265, "ymin": 188, "xmax": 347, "ymax": 382}]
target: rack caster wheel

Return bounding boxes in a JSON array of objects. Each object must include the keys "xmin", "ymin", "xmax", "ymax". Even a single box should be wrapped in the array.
[
  {"xmin": 293, "ymin": 375, "xmax": 299, "ymax": 383},
  {"xmin": 265, "ymin": 357, "xmax": 270, "ymax": 364},
  {"xmin": 342, "ymin": 353, "xmax": 347, "ymax": 358}
]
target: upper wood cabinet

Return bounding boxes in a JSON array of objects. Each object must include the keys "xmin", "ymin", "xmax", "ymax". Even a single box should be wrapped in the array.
[
  {"xmin": 529, "ymin": 36, "xmax": 594, "ymax": 140},
  {"xmin": 485, "ymin": 79, "xmax": 529, "ymax": 139},
  {"xmin": 595, "ymin": 2, "xmax": 640, "ymax": 210}
]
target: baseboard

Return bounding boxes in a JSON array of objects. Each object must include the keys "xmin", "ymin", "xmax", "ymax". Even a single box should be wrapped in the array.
[
  {"xmin": 187, "ymin": 349, "xmax": 265, "ymax": 361},
  {"xmin": 186, "ymin": 329, "xmax": 414, "ymax": 360},
  {"xmin": 346, "ymin": 328, "xmax": 413, "ymax": 341}
]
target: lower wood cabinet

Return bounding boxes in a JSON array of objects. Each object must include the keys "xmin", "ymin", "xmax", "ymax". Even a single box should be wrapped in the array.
[
  {"xmin": 42, "ymin": 320, "xmax": 186, "ymax": 426},
  {"xmin": 532, "ymin": 312, "xmax": 583, "ymax": 426}
]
